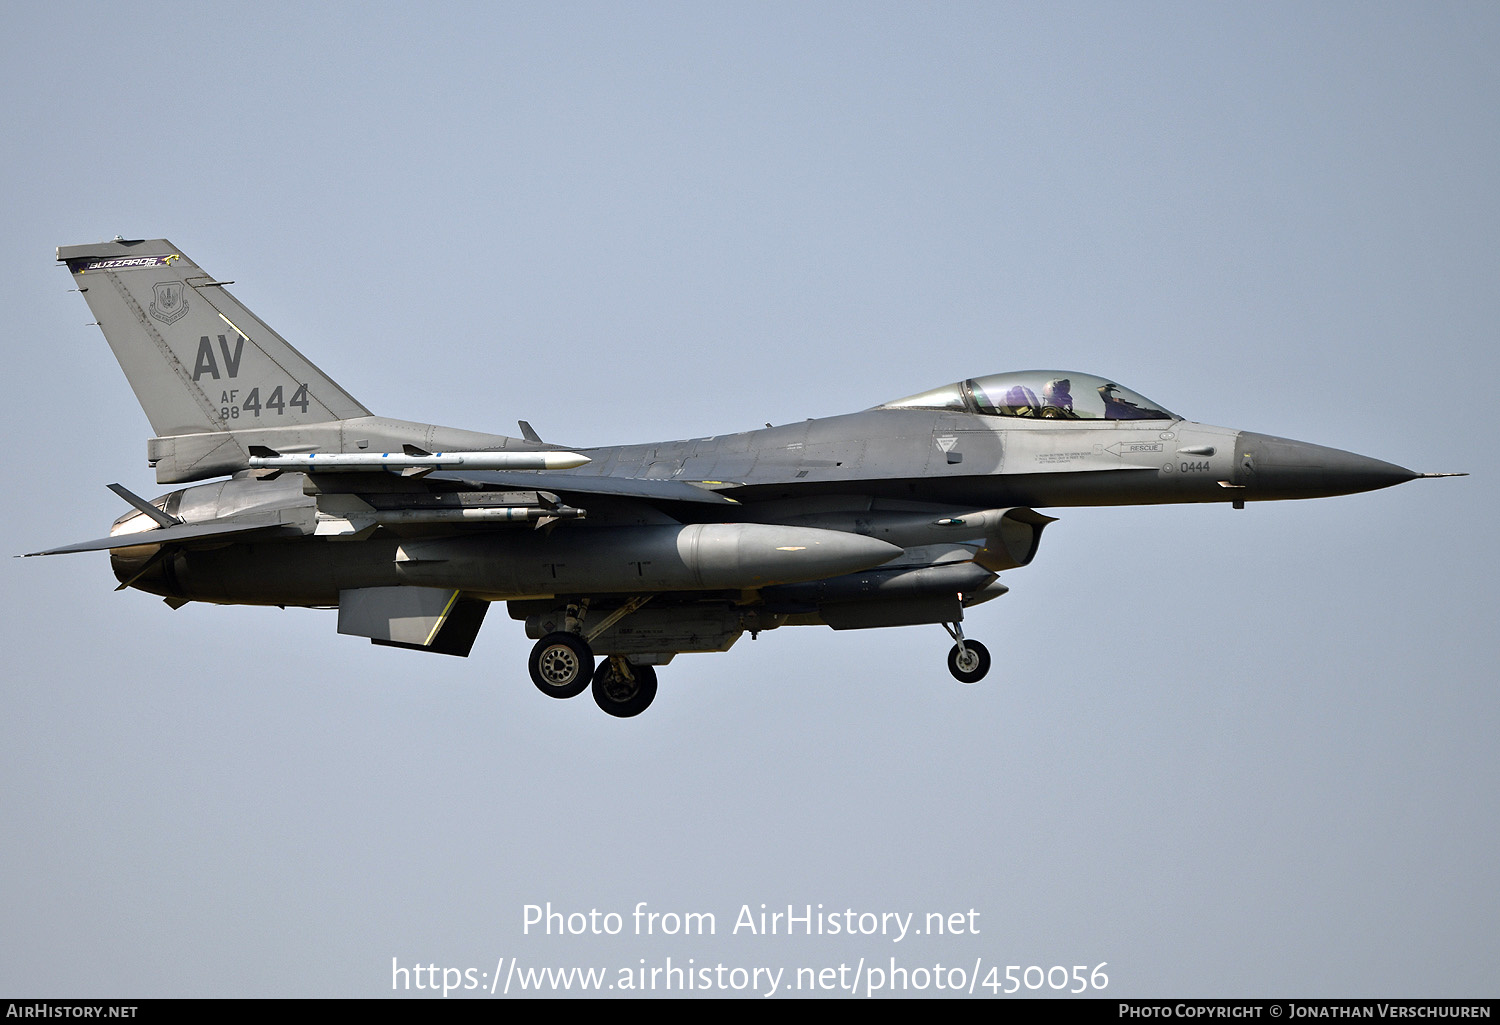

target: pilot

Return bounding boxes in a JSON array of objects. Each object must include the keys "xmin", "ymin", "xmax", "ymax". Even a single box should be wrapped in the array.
[{"xmin": 1040, "ymin": 378, "xmax": 1074, "ymax": 418}]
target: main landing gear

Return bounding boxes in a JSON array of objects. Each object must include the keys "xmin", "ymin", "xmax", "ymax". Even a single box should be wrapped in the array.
[
  {"xmin": 528, "ymin": 632, "xmax": 593, "ymax": 698},
  {"xmin": 941, "ymin": 622, "xmax": 991, "ymax": 684},
  {"xmin": 527, "ymin": 631, "xmax": 659, "ymax": 718},
  {"xmin": 591, "ymin": 658, "xmax": 658, "ymax": 719}
]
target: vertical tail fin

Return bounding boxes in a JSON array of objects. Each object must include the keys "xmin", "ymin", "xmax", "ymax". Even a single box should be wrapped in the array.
[{"xmin": 58, "ymin": 238, "xmax": 370, "ymax": 438}]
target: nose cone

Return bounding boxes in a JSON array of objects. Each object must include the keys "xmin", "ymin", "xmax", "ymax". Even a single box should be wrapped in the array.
[{"xmin": 1233, "ymin": 431, "xmax": 1418, "ymax": 500}]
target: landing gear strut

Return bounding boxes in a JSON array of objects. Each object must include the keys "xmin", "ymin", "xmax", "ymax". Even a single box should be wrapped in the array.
[
  {"xmin": 942, "ymin": 622, "xmax": 991, "ymax": 684},
  {"xmin": 591, "ymin": 657, "xmax": 658, "ymax": 718},
  {"xmin": 528, "ymin": 632, "xmax": 594, "ymax": 698}
]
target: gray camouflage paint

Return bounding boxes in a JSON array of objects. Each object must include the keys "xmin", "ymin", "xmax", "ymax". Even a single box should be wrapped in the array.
[{"xmin": 36, "ymin": 238, "xmax": 1443, "ymax": 713}]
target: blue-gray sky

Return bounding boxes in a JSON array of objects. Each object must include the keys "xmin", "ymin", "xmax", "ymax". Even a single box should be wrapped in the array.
[{"xmin": 2, "ymin": 2, "xmax": 1494, "ymax": 998}]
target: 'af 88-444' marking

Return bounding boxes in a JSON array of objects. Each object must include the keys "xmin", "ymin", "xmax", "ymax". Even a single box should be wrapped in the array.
[{"xmin": 219, "ymin": 384, "xmax": 310, "ymax": 421}]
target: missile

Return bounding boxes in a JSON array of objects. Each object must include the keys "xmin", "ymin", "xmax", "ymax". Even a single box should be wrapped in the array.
[
  {"xmin": 246, "ymin": 449, "xmax": 591, "ymax": 472},
  {"xmin": 366, "ymin": 506, "xmax": 585, "ymax": 525}
]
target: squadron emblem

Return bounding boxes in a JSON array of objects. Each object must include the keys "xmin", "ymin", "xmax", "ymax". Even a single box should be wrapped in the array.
[{"xmin": 149, "ymin": 281, "xmax": 188, "ymax": 325}]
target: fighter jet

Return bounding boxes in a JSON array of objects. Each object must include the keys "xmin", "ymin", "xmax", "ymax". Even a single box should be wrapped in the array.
[{"xmin": 28, "ymin": 238, "xmax": 1462, "ymax": 717}]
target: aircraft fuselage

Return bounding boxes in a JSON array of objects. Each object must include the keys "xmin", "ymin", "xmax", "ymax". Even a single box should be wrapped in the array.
[{"xmin": 109, "ymin": 407, "xmax": 1415, "ymax": 609}]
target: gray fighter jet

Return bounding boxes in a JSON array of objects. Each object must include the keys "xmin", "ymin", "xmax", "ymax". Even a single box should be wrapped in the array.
[{"xmin": 29, "ymin": 238, "xmax": 1462, "ymax": 717}]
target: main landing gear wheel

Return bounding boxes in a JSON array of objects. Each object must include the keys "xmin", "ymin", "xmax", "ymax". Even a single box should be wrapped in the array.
[
  {"xmin": 947, "ymin": 639, "xmax": 991, "ymax": 684},
  {"xmin": 529, "ymin": 632, "xmax": 594, "ymax": 699},
  {"xmin": 591, "ymin": 658, "xmax": 658, "ymax": 718}
]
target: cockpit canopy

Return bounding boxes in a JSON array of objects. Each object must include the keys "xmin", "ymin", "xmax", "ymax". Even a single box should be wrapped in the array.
[{"xmin": 878, "ymin": 371, "xmax": 1177, "ymax": 422}]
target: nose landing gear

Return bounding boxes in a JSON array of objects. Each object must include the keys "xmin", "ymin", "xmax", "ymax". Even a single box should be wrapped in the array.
[{"xmin": 941, "ymin": 622, "xmax": 991, "ymax": 684}]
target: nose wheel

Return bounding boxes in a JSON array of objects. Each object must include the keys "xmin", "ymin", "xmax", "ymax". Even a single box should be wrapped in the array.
[
  {"xmin": 941, "ymin": 622, "xmax": 991, "ymax": 684},
  {"xmin": 947, "ymin": 639, "xmax": 991, "ymax": 683}
]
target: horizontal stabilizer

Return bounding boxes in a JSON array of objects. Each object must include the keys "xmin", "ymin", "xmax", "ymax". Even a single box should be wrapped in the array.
[
  {"xmin": 24, "ymin": 515, "xmax": 298, "ymax": 557},
  {"xmin": 107, "ymin": 483, "xmax": 180, "ymax": 527}
]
